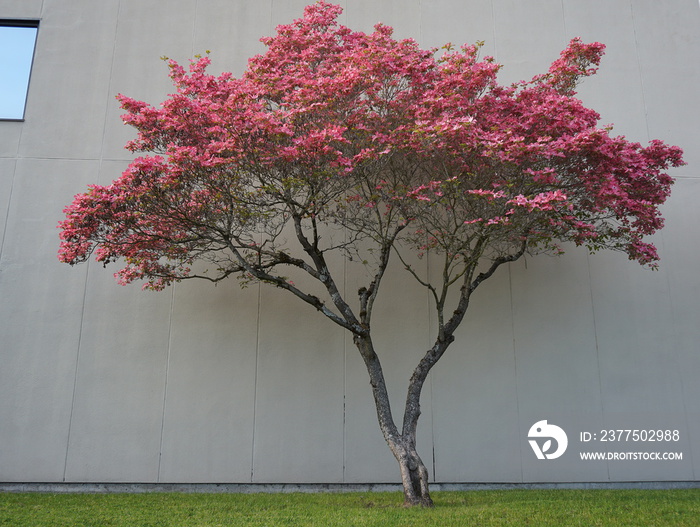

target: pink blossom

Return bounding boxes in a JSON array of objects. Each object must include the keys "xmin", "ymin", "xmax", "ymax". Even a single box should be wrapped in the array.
[{"xmin": 57, "ymin": 1, "xmax": 684, "ymax": 290}]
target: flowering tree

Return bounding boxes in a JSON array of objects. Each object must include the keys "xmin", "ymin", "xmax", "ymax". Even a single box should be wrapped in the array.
[{"xmin": 58, "ymin": 2, "xmax": 683, "ymax": 506}]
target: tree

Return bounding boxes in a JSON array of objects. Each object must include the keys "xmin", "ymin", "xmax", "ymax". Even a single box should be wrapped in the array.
[{"xmin": 58, "ymin": 2, "xmax": 683, "ymax": 506}]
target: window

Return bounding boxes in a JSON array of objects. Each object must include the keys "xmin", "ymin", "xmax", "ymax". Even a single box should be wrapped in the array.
[{"xmin": 0, "ymin": 19, "xmax": 39, "ymax": 121}]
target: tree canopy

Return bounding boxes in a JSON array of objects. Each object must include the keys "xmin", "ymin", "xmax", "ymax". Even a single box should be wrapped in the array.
[
  {"xmin": 58, "ymin": 2, "xmax": 684, "ymax": 506},
  {"xmin": 59, "ymin": 3, "xmax": 682, "ymax": 292}
]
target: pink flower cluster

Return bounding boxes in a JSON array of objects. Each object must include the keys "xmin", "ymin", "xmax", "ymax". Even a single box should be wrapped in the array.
[{"xmin": 58, "ymin": 2, "xmax": 684, "ymax": 287}]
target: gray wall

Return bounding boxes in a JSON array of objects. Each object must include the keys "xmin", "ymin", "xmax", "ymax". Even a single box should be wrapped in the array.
[{"xmin": 1, "ymin": 0, "xmax": 698, "ymax": 484}]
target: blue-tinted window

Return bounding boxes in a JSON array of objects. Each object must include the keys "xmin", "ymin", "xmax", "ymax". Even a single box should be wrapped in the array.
[{"xmin": 0, "ymin": 20, "xmax": 39, "ymax": 120}]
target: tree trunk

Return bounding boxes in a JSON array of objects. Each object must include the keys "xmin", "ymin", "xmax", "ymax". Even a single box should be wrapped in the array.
[
  {"xmin": 393, "ymin": 440, "xmax": 433, "ymax": 506},
  {"xmin": 354, "ymin": 334, "xmax": 434, "ymax": 507}
]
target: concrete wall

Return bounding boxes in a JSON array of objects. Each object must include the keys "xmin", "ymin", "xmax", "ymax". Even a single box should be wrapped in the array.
[{"xmin": 1, "ymin": 0, "xmax": 698, "ymax": 484}]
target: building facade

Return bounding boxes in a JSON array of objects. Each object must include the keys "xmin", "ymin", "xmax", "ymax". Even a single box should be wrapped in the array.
[{"xmin": 1, "ymin": 0, "xmax": 699, "ymax": 485}]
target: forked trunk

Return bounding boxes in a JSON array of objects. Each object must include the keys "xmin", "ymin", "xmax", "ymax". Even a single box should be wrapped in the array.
[{"xmin": 354, "ymin": 334, "xmax": 435, "ymax": 507}]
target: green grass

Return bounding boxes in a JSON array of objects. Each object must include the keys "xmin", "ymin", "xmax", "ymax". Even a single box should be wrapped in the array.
[{"xmin": 1, "ymin": 489, "xmax": 699, "ymax": 526}]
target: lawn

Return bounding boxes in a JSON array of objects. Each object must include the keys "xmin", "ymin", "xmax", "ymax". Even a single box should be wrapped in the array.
[{"xmin": 1, "ymin": 489, "xmax": 698, "ymax": 526}]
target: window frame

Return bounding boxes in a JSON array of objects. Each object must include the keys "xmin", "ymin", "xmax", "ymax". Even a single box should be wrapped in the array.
[{"xmin": 0, "ymin": 18, "xmax": 40, "ymax": 121}]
